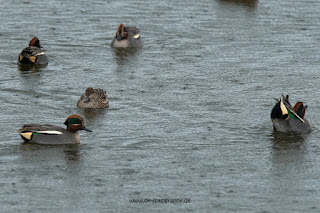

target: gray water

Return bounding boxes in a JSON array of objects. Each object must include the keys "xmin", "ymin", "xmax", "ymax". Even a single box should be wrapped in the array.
[{"xmin": 1, "ymin": 0, "xmax": 320, "ymax": 212}]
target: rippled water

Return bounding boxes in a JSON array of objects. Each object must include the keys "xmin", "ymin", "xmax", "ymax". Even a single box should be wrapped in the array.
[{"xmin": 1, "ymin": 0, "xmax": 320, "ymax": 212}]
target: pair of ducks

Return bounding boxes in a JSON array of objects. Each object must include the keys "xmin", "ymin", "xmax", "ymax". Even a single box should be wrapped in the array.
[
  {"xmin": 18, "ymin": 23, "xmax": 141, "ymax": 65},
  {"xmin": 18, "ymin": 87, "xmax": 109, "ymax": 144},
  {"xmin": 18, "ymin": 24, "xmax": 140, "ymax": 144}
]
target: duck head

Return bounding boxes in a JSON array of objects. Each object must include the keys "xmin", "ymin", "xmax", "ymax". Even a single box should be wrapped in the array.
[
  {"xmin": 84, "ymin": 87, "xmax": 95, "ymax": 103},
  {"xmin": 29, "ymin": 37, "xmax": 41, "ymax": 48},
  {"xmin": 293, "ymin": 102, "xmax": 308, "ymax": 119},
  {"xmin": 64, "ymin": 115, "xmax": 92, "ymax": 133},
  {"xmin": 115, "ymin": 23, "xmax": 128, "ymax": 41}
]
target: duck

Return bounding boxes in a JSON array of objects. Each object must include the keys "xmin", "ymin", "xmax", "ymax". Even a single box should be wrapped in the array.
[
  {"xmin": 77, "ymin": 87, "xmax": 109, "ymax": 109},
  {"xmin": 111, "ymin": 23, "xmax": 142, "ymax": 48},
  {"xmin": 18, "ymin": 37, "xmax": 48, "ymax": 65},
  {"xmin": 271, "ymin": 94, "xmax": 311, "ymax": 133},
  {"xmin": 18, "ymin": 115, "xmax": 91, "ymax": 144}
]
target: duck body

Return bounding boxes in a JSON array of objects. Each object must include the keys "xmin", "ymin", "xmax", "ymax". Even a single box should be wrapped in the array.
[
  {"xmin": 18, "ymin": 124, "xmax": 80, "ymax": 144},
  {"xmin": 18, "ymin": 115, "xmax": 91, "ymax": 144},
  {"xmin": 271, "ymin": 95, "xmax": 311, "ymax": 134},
  {"xmin": 77, "ymin": 87, "xmax": 109, "ymax": 109},
  {"xmin": 18, "ymin": 37, "xmax": 48, "ymax": 65},
  {"xmin": 111, "ymin": 24, "xmax": 142, "ymax": 48},
  {"xmin": 271, "ymin": 116, "xmax": 311, "ymax": 134}
]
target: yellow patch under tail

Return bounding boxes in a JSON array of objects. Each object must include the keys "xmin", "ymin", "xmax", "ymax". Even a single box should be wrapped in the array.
[
  {"xmin": 29, "ymin": 56, "xmax": 37, "ymax": 63},
  {"xmin": 20, "ymin": 132, "xmax": 32, "ymax": 140},
  {"xmin": 280, "ymin": 100, "xmax": 289, "ymax": 119}
]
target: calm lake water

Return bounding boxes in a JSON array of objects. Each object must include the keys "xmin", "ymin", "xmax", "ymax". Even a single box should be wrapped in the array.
[{"xmin": 1, "ymin": 0, "xmax": 320, "ymax": 212}]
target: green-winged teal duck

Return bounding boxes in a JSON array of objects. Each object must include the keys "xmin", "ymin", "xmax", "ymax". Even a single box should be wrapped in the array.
[
  {"xmin": 18, "ymin": 37, "xmax": 48, "ymax": 65},
  {"xmin": 271, "ymin": 94, "xmax": 311, "ymax": 133},
  {"xmin": 111, "ymin": 23, "xmax": 142, "ymax": 48},
  {"xmin": 18, "ymin": 115, "xmax": 91, "ymax": 144},
  {"xmin": 77, "ymin": 87, "xmax": 109, "ymax": 109}
]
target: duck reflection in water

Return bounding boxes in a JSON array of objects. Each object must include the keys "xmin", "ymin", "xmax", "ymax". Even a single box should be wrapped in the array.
[
  {"xmin": 18, "ymin": 63, "xmax": 47, "ymax": 73},
  {"xmin": 218, "ymin": 0, "xmax": 258, "ymax": 8},
  {"xmin": 270, "ymin": 131, "xmax": 307, "ymax": 151},
  {"xmin": 63, "ymin": 144, "xmax": 81, "ymax": 162},
  {"xmin": 19, "ymin": 144, "xmax": 81, "ymax": 162},
  {"xmin": 112, "ymin": 48, "xmax": 140, "ymax": 66},
  {"xmin": 81, "ymin": 108, "xmax": 107, "ymax": 120}
]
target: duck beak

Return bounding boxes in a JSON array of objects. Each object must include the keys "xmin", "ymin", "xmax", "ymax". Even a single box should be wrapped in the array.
[
  {"xmin": 82, "ymin": 126, "xmax": 92, "ymax": 132},
  {"xmin": 84, "ymin": 95, "xmax": 90, "ymax": 103}
]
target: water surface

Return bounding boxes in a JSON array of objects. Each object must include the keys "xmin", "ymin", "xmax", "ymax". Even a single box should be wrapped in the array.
[{"xmin": 1, "ymin": 0, "xmax": 320, "ymax": 212}]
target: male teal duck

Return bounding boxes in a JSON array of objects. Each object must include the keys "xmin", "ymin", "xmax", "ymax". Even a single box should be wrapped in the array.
[
  {"xmin": 271, "ymin": 94, "xmax": 311, "ymax": 133},
  {"xmin": 18, "ymin": 37, "xmax": 48, "ymax": 65},
  {"xmin": 18, "ymin": 115, "xmax": 91, "ymax": 144},
  {"xmin": 111, "ymin": 23, "xmax": 142, "ymax": 48},
  {"xmin": 77, "ymin": 87, "xmax": 109, "ymax": 109}
]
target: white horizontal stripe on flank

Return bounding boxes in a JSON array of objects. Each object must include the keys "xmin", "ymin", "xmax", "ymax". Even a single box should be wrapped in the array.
[{"xmin": 36, "ymin": 131, "xmax": 63, "ymax": 134}]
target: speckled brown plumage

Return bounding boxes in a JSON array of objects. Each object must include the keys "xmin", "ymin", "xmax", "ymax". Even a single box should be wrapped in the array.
[{"xmin": 77, "ymin": 87, "xmax": 109, "ymax": 109}]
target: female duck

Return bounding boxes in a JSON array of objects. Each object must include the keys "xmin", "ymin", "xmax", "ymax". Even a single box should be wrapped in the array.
[
  {"xmin": 111, "ymin": 23, "xmax": 142, "ymax": 48},
  {"xmin": 18, "ymin": 115, "xmax": 91, "ymax": 144},
  {"xmin": 271, "ymin": 94, "xmax": 311, "ymax": 133},
  {"xmin": 77, "ymin": 87, "xmax": 109, "ymax": 109},
  {"xmin": 18, "ymin": 37, "xmax": 48, "ymax": 65}
]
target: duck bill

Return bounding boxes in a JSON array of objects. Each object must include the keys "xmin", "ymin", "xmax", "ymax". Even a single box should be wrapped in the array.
[
  {"xmin": 84, "ymin": 95, "xmax": 90, "ymax": 103},
  {"xmin": 82, "ymin": 126, "xmax": 92, "ymax": 132}
]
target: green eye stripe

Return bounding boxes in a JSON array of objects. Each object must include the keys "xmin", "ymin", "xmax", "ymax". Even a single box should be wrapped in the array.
[{"xmin": 68, "ymin": 117, "xmax": 82, "ymax": 125}]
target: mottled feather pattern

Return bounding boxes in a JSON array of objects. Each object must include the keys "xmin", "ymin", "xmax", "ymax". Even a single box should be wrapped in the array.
[
  {"xmin": 19, "ymin": 46, "xmax": 43, "ymax": 58},
  {"xmin": 95, "ymin": 88, "xmax": 108, "ymax": 99},
  {"xmin": 77, "ymin": 88, "xmax": 109, "ymax": 109}
]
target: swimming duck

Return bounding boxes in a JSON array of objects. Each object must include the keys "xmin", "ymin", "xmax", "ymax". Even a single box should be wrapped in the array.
[
  {"xmin": 111, "ymin": 23, "xmax": 142, "ymax": 48},
  {"xmin": 18, "ymin": 115, "xmax": 91, "ymax": 144},
  {"xmin": 18, "ymin": 37, "xmax": 48, "ymax": 65},
  {"xmin": 77, "ymin": 87, "xmax": 109, "ymax": 109},
  {"xmin": 271, "ymin": 94, "xmax": 311, "ymax": 133}
]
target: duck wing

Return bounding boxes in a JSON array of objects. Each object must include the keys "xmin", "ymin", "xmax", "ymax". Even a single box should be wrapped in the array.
[
  {"xmin": 94, "ymin": 88, "xmax": 108, "ymax": 99},
  {"xmin": 19, "ymin": 124, "xmax": 65, "ymax": 134},
  {"xmin": 126, "ymin": 26, "xmax": 140, "ymax": 35},
  {"xmin": 20, "ymin": 46, "xmax": 43, "ymax": 57}
]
